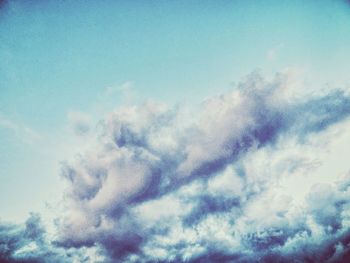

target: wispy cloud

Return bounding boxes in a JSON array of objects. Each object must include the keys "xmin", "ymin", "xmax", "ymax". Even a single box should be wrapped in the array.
[
  {"xmin": 105, "ymin": 81, "xmax": 134, "ymax": 96},
  {"xmin": 0, "ymin": 113, "xmax": 41, "ymax": 144},
  {"xmin": 103, "ymin": 81, "xmax": 136, "ymax": 105},
  {"xmin": 266, "ymin": 44, "xmax": 283, "ymax": 61},
  {"xmin": 67, "ymin": 111, "xmax": 93, "ymax": 136}
]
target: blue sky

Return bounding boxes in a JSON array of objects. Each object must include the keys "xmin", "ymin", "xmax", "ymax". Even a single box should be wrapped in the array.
[
  {"xmin": 1, "ymin": 1, "xmax": 350, "ymax": 262},
  {"xmin": 1, "ymin": 0, "xmax": 350, "ymax": 223}
]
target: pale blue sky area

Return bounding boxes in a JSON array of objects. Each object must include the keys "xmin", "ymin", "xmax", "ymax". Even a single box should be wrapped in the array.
[{"xmin": 1, "ymin": 0, "xmax": 350, "ymax": 221}]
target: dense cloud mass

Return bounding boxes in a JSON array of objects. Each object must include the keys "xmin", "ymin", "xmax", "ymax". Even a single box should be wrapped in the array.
[
  {"xmin": 2, "ymin": 72, "xmax": 350, "ymax": 262},
  {"xmin": 0, "ymin": 213, "xmax": 101, "ymax": 262}
]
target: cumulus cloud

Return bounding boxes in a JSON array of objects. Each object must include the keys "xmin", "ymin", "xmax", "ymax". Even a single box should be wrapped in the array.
[
  {"xmin": 0, "ymin": 213, "xmax": 102, "ymax": 262},
  {"xmin": 54, "ymin": 72, "xmax": 350, "ymax": 262},
  {"xmin": 2, "ymin": 71, "xmax": 350, "ymax": 262}
]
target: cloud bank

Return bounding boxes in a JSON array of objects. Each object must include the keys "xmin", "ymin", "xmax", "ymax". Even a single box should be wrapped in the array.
[{"xmin": 2, "ymin": 71, "xmax": 350, "ymax": 262}]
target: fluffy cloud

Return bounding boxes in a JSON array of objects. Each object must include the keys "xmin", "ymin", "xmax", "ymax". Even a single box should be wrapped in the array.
[
  {"xmin": 0, "ymin": 213, "xmax": 102, "ymax": 262},
  {"xmin": 54, "ymin": 72, "xmax": 350, "ymax": 262},
  {"xmin": 2, "ymin": 71, "xmax": 350, "ymax": 262}
]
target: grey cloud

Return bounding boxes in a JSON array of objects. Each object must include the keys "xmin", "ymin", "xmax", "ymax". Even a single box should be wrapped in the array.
[
  {"xmin": 55, "ymin": 72, "xmax": 350, "ymax": 262},
  {"xmin": 0, "ymin": 213, "xmax": 100, "ymax": 263},
  {"xmin": 1, "ymin": 72, "xmax": 348, "ymax": 262},
  {"xmin": 0, "ymin": 213, "xmax": 44, "ymax": 262},
  {"xmin": 67, "ymin": 111, "xmax": 93, "ymax": 136}
]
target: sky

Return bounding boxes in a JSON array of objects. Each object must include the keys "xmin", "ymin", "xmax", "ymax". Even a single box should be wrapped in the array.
[{"xmin": 1, "ymin": 0, "xmax": 350, "ymax": 262}]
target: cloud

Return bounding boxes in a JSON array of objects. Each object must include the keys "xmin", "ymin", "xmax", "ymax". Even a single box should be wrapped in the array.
[
  {"xmin": 103, "ymin": 81, "xmax": 136, "ymax": 105},
  {"xmin": 2, "ymin": 71, "xmax": 350, "ymax": 262},
  {"xmin": 0, "ymin": 213, "xmax": 103, "ymax": 263},
  {"xmin": 266, "ymin": 44, "xmax": 283, "ymax": 61},
  {"xmin": 54, "ymin": 71, "xmax": 350, "ymax": 261},
  {"xmin": 0, "ymin": 113, "xmax": 41, "ymax": 144},
  {"xmin": 67, "ymin": 111, "xmax": 93, "ymax": 136},
  {"xmin": 105, "ymin": 81, "xmax": 134, "ymax": 96}
]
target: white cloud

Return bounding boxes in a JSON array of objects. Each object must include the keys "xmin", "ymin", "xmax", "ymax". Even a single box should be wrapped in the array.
[
  {"xmin": 3, "ymin": 71, "xmax": 350, "ymax": 262},
  {"xmin": 266, "ymin": 44, "xmax": 283, "ymax": 61},
  {"xmin": 53, "ymin": 71, "xmax": 350, "ymax": 262},
  {"xmin": 0, "ymin": 113, "xmax": 41, "ymax": 144}
]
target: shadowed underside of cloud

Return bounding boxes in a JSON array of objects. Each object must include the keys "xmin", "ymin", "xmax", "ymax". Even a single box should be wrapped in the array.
[
  {"xmin": 2, "ymin": 72, "xmax": 350, "ymax": 262},
  {"xmin": 0, "ymin": 213, "xmax": 97, "ymax": 263}
]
